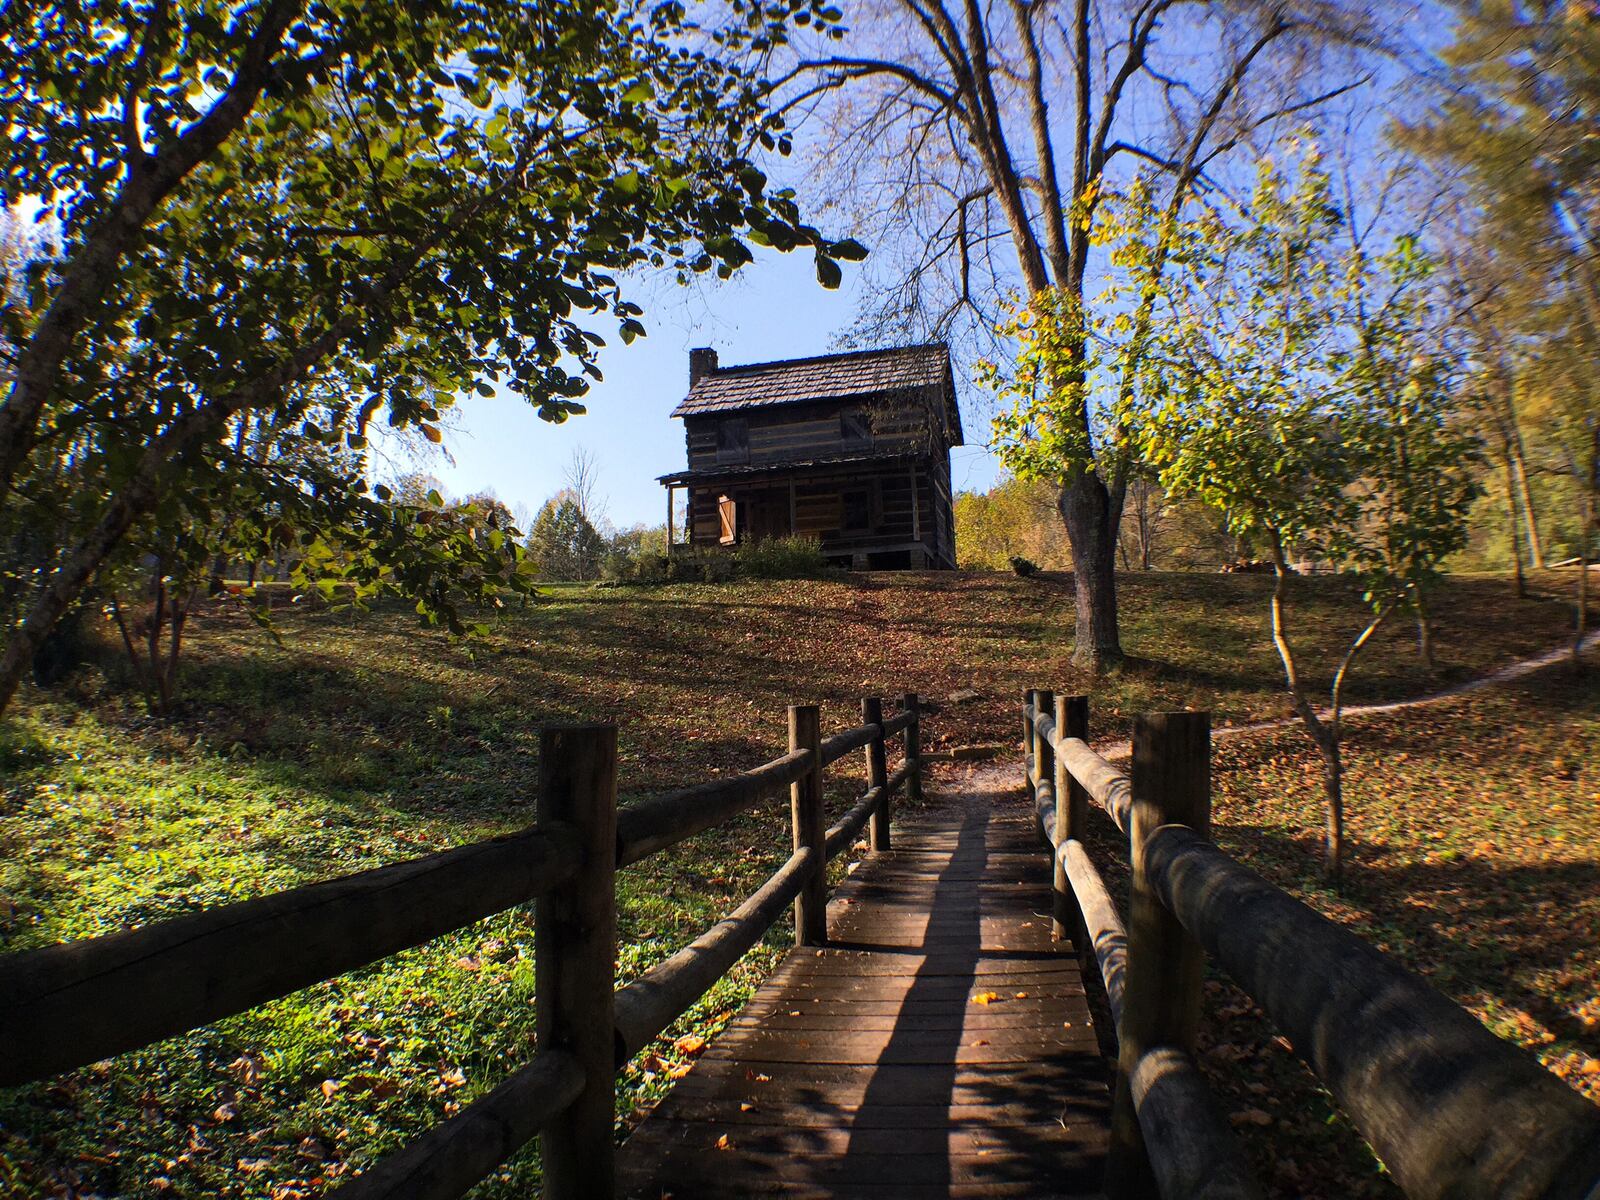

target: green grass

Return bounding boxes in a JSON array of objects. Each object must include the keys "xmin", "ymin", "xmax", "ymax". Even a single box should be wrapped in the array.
[{"xmin": 0, "ymin": 569, "xmax": 1591, "ymax": 1197}]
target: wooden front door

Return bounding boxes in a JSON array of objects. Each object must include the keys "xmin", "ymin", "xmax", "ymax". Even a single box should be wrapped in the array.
[{"xmin": 746, "ymin": 488, "xmax": 792, "ymax": 541}]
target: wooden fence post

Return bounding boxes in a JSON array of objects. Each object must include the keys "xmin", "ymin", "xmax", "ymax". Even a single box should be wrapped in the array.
[
  {"xmin": 1053, "ymin": 694, "xmax": 1089, "ymax": 942},
  {"xmin": 1035, "ymin": 688, "xmax": 1055, "ymax": 847},
  {"xmin": 790, "ymin": 704, "xmax": 827, "ymax": 947},
  {"xmin": 536, "ymin": 724, "xmax": 618, "ymax": 1200},
  {"xmin": 862, "ymin": 697, "xmax": 890, "ymax": 852},
  {"xmin": 1106, "ymin": 711, "xmax": 1211, "ymax": 1200},
  {"xmin": 1023, "ymin": 689, "xmax": 1038, "ymax": 806},
  {"xmin": 902, "ymin": 692, "xmax": 923, "ymax": 803}
]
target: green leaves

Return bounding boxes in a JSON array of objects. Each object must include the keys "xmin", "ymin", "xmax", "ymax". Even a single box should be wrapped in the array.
[
  {"xmin": 2, "ymin": 0, "xmax": 858, "ymax": 672},
  {"xmin": 1120, "ymin": 146, "xmax": 1481, "ymax": 616}
]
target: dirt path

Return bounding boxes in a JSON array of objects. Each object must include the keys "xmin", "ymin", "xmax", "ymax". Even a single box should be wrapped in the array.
[{"xmin": 1095, "ymin": 629, "xmax": 1600, "ymax": 761}]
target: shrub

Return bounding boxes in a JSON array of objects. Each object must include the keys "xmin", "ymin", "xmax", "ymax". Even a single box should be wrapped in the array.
[
  {"xmin": 735, "ymin": 536, "xmax": 829, "ymax": 580},
  {"xmin": 602, "ymin": 550, "xmax": 666, "ymax": 584},
  {"xmin": 599, "ymin": 537, "xmax": 829, "ymax": 586},
  {"xmin": 672, "ymin": 548, "xmax": 738, "ymax": 583}
]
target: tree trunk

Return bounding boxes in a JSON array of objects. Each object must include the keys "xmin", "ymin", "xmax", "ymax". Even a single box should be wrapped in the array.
[
  {"xmin": 1577, "ymin": 543, "xmax": 1589, "ymax": 673},
  {"xmin": 159, "ymin": 589, "xmax": 192, "ymax": 711},
  {"xmin": 1059, "ymin": 468, "xmax": 1125, "ymax": 670},
  {"xmin": 1413, "ymin": 590, "xmax": 1436, "ymax": 673},
  {"xmin": 1577, "ymin": 491, "xmax": 1593, "ymax": 674},
  {"xmin": 1268, "ymin": 535, "xmax": 1347, "ymax": 881},
  {"xmin": 147, "ymin": 575, "xmax": 168, "ymax": 714},
  {"xmin": 1510, "ymin": 437, "xmax": 1545, "ymax": 569},
  {"xmin": 1320, "ymin": 735, "xmax": 1344, "ymax": 881},
  {"xmin": 1502, "ymin": 453, "xmax": 1527, "ymax": 599}
]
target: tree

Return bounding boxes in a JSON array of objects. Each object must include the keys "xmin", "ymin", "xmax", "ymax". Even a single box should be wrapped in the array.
[
  {"xmin": 562, "ymin": 444, "xmax": 606, "ymax": 528},
  {"xmin": 1399, "ymin": 0, "xmax": 1600, "ymax": 663},
  {"xmin": 528, "ymin": 491, "xmax": 606, "ymax": 581},
  {"xmin": 0, "ymin": 0, "xmax": 860, "ymax": 716},
  {"xmin": 1133, "ymin": 152, "xmax": 1479, "ymax": 877},
  {"xmin": 784, "ymin": 1, "xmax": 1374, "ymax": 668},
  {"xmin": 953, "ymin": 477, "xmax": 1067, "ymax": 570}
]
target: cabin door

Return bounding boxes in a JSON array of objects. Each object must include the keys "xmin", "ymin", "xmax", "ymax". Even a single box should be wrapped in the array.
[{"xmin": 746, "ymin": 487, "xmax": 793, "ymax": 542}]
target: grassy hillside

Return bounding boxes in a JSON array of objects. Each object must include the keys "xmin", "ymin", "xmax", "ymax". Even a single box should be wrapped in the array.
[{"xmin": 0, "ymin": 570, "xmax": 1593, "ymax": 1198}]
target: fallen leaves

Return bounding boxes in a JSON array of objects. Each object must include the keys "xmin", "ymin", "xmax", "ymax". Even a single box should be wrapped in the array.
[{"xmin": 5, "ymin": 573, "xmax": 1594, "ymax": 1200}]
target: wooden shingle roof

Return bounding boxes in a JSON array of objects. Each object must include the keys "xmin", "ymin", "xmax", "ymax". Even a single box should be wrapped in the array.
[{"xmin": 671, "ymin": 343, "xmax": 960, "ymax": 443}]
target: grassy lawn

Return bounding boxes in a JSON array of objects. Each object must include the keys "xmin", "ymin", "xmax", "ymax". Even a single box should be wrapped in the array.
[{"xmin": 0, "ymin": 569, "xmax": 1592, "ymax": 1198}]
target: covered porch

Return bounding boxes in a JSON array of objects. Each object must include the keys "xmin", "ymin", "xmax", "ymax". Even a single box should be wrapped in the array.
[{"xmin": 659, "ymin": 454, "xmax": 950, "ymax": 569}]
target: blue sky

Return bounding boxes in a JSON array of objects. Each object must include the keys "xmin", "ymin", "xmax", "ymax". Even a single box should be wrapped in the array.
[
  {"xmin": 414, "ymin": 5, "xmax": 1435, "ymax": 533},
  {"xmin": 422, "ymin": 248, "xmax": 1005, "ymax": 530}
]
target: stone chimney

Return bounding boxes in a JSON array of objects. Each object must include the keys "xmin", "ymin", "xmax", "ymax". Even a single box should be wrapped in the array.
[{"xmin": 689, "ymin": 346, "xmax": 718, "ymax": 386}]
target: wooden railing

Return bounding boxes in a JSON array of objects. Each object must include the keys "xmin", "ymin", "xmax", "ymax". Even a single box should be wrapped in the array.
[
  {"xmin": 0, "ymin": 694, "xmax": 925, "ymax": 1200},
  {"xmin": 1022, "ymin": 688, "xmax": 1600, "ymax": 1200}
]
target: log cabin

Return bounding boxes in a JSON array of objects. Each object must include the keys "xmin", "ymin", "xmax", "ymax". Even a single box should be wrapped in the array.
[{"xmin": 658, "ymin": 343, "xmax": 962, "ymax": 569}]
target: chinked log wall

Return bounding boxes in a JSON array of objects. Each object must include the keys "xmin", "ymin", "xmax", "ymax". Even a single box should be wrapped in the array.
[
  {"xmin": 1021, "ymin": 688, "xmax": 1600, "ymax": 1200},
  {"xmin": 0, "ymin": 695, "xmax": 925, "ymax": 1200}
]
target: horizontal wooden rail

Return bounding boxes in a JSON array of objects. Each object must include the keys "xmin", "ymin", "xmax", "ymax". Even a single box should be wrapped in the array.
[
  {"xmin": 613, "ymin": 698, "xmax": 924, "ymax": 1062},
  {"xmin": 1145, "ymin": 825, "xmax": 1600, "ymax": 1200},
  {"xmin": 330, "ymin": 1049, "xmax": 585, "ymax": 1200},
  {"xmin": 1029, "ymin": 703, "xmax": 1055, "ymax": 744},
  {"xmin": 1034, "ymin": 777, "xmax": 1057, "ymax": 844},
  {"xmin": 613, "ymin": 846, "xmax": 820, "ymax": 1061},
  {"xmin": 1058, "ymin": 839, "xmax": 1127, "ymax": 1018},
  {"xmin": 825, "ymin": 785, "xmax": 883, "ymax": 859},
  {"xmin": 1, "ymin": 695, "xmax": 930, "ymax": 1200},
  {"xmin": 821, "ymin": 722, "xmax": 879, "ymax": 765},
  {"xmin": 882, "ymin": 707, "xmax": 917, "ymax": 737},
  {"xmin": 616, "ymin": 749, "xmax": 813, "ymax": 867},
  {"xmin": 0, "ymin": 824, "xmax": 581, "ymax": 1087},
  {"xmin": 1057, "ymin": 734, "xmax": 1131, "ymax": 834},
  {"xmin": 1033, "ymin": 692, "xmax": 1600, "ymax": 1200},
  {"xmin": 1054, "ymin": 778, "xmax": 1258, "ymax": 1200},
  {"xmin": 1128, "ymin": 1047, "xmax": 1267, "ymax": 1200}
]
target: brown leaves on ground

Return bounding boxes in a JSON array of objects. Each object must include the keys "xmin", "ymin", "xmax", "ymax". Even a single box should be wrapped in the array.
[
  {"xmin": 1166, "ymin": 669, "xmax": 1600, "ymax": 1199},
  {"xmin": 1, "ymin": 570, "xmax": 1589, "ymax": 1197}
]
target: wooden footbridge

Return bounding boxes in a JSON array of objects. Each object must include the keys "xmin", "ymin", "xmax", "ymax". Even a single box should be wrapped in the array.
[
  {"xmin": 616, "ymin": 785, "xmax": 1110, "ymax": 1199},
  {"xmin": 3, "ymin": 692, "xmax": 1599, "ymax": 1200}
]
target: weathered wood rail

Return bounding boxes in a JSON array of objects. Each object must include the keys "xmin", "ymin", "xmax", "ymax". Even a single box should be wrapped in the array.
[
  {"xmin": 1022, "ymin": 689, "xmax": 1600, "ymax": 1200},
  {"xmin": 8, "ymin": 681, "xmax": 1600, "ymax": 1200},
  {"xmin": 0, "ymin": 694, "xmax": 925, "ymax": 1199}
]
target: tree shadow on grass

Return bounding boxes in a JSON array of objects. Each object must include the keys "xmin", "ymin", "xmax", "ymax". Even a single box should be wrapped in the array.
[{"xmin": 109, "ymin": 637, "xmax": 825, "ymax": 825}]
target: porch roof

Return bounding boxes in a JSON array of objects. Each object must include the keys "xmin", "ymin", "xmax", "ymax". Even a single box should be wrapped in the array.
[{"xmin": 657, "ymin": 450, "xmax": 918, "ymax": 488}]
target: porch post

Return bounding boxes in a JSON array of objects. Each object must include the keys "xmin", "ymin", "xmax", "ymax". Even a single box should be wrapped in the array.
[{"xmin": 909, "ymin": 465, "xmax": 922, "ymax": 541}]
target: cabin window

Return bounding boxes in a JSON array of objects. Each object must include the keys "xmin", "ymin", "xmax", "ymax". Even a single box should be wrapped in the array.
[
  {"xmin": 841, "ymin": 488, "xmax": 872, "ymax": 533},
  {"xmin": 718, "ymin": 495, "xmax": 739, "ymax": 545},
  {"xmin": 840, "ymin": 410, "xmax": 872, "ymax": 449},
  {"xmin": 717, "ymin": 418, "xmax": 749, "ymax": 462}
]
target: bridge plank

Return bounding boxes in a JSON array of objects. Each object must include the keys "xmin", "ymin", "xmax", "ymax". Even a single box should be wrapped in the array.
[{"xmin": 618, "ymin": 785, "xmax": 1111, "ymax": 1199}]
